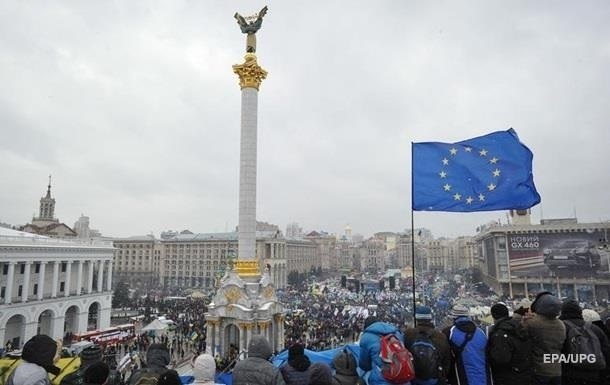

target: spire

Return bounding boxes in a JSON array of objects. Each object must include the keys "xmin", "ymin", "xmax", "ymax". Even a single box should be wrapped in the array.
[{"xmin": 46, "ymin": 174, "xmax": 52, "ymax": 198}]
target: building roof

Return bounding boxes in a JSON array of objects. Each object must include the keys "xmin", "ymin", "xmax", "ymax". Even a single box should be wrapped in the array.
[
  {"xmin": 476, "ymin": 220, "xmax": 610, "ymax": 238},
  {"xmin": 162, "ymin": 230, "xmax": 283, "ymax": 242}
]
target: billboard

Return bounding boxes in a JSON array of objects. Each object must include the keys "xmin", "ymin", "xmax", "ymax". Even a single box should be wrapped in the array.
[{"xmin": 508, "ymin": 230, "xmax": 609, "ymax": 277}]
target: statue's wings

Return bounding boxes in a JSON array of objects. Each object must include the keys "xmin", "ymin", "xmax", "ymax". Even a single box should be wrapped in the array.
[
  {"xmin": 258, "ymin": 6, "xmax": 268, "ymax": 19},
  {"xmin": 234, "ymin": 12, "xmax": 247, "ymax": 27}
]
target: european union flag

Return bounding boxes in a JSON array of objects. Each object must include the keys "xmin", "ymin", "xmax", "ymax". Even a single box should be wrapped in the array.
[{"xmin": 412, "ymin": 128, "xmax": 540, "ymax": 212}]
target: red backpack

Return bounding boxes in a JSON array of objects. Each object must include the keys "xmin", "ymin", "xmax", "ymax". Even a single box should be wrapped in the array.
[{"xmin": 379, "ymin": 333, "xmax": 416, "ymax": 384}]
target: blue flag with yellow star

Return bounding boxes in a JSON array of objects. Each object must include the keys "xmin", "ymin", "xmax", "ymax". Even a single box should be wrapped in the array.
[{"xmin": 412, "ymin": 128, "xmax": 540, "ymax": 212}]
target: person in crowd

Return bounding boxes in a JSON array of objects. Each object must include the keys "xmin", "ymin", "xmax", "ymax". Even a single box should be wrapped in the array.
[
  {"xmin": 359, "ymin": 316, "xmax": 404, "ymax": 385},
  {"xmin": 83, "ymin": 362, "xmax": 110, "ymax": 385},
  {"xmin": 559, "ymin": 299, "xmax": 609, "ymax": 385},
  {"xmin": 524, "ymin": 292, "xmax": 565, "ymax": 385},
  {"xmin": 512, "ymin": 298, "xmax": 533, "ymax": 323},
  {"xmin": 192, "ymin": 353, "xmax": 218, "ymax": 385},
  {"xmin": 61, "ymin": 345, "xmax": 120, "ymax": 385},
  {"xmin": 486, "ymin": 302, "xmax": 532, "ymax": 385},
  {"xmin": 156, "ymin": 370, "xmax": 181, "ymax": 385},
  {"xmin": 233, "ymin": 335, "xmax": 285, "ymax": 385},
  {"xmin": 7, "ymin": 335, "xmax": 61, "ymax": 385},
  {"xmin": 128, "ymin": 343, "xmax": 171, "ymax": 385},
  {"xmin": 331, "ymin": 349, "xmax": 363, "ymax": 385},
  {"xmin": 281, "ymin": 343, "xmax": 311, "ymax": 385},
  {"xmin": 442, "ymin": 304, "xmax": 487, "ymax": 385},
  {"xmin": 309, "ymin": 362, "xmax": 333, "ymax": 385},
  {"xmin": 404, "ymin": 306, "xmax": 451, "ymax": 385}
]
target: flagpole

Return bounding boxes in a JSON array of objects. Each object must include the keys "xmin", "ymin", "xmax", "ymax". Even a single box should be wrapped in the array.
[{"xmin": 411, "ymin": 142, "xmax": 417, "ymax": 323}]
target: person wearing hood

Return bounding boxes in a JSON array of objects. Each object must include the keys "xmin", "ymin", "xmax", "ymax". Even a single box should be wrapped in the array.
[
  {"xmin": 442, "ymin": 305, "xmax": 487, "ymax": 385},
  {"xmin": 358, "ymin": 316, "xmax": 405, "ymax": 385},
  {"xmin": 559, "ymin": 299, "xmax": 609, "ymax": 385},
  {"xmin": 192, "ymin": 353, "xmax": 218, "ymax": 385},
  {"xmin": 61, "ymin": 345, "xmax": 121, "ymax": 385},
  {"xmin": 524, "ymin": 291, "xmax": 565, "ymax": 385},
  {"xmin": 127, "ymin": 343, "xmax": 171, "ymax": 385},
  {"xmin": 281, "ymin": 343, "xmax": 311, "ymax": 385},
  {"xmin": 486, "ymin": 303, "xmax": 532, "ymax": 385},
  {"xmin": 233, "ymin": 335, "xmax": 284, "ymax": 385},
  {"xmin": 331, "ymin": 349, "xmax": 363, "ymax": 385},
  {"xmin": 7, "ymin": 335, "xmax": 61, "ymax": 385}
]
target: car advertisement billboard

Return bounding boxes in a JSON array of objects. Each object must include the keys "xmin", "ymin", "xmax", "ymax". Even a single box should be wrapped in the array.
[{"xmin": 508, "ymin": 230, "xmax": 609, "ymax": 277}]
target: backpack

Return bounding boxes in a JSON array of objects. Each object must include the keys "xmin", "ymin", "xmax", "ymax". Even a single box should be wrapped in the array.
[
  {"xmin": 563, "ymin": 320, "xmax": 606, "ymax": 370},
  {"xmin": 379, "ymin": 333, "xmax": 416, "ymax": 384},
  {"xmin": 409, "ymin": 329, "xmax": 442, "ymax": 380},
  {"xmin": 488, "ymin": 320, "xmax": 532, "ymax": 372}
]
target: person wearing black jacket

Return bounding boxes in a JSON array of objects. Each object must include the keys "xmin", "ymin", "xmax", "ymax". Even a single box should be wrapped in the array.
[
  {"xmin": 487, "ymin": 303, "xmax": 532, "ymax": 385},
  {"xmin": 559, "ymin": 299, "xmax": 610, "ymax": 385}
]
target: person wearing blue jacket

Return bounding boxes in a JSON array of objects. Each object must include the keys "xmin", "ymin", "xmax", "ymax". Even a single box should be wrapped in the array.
[
  {"xmin": 358, "ymin": 316, "xmax": 408, "ymax": 385},
  {"xmin": 442, "ymin": 305, "xmax": 488, "ymax": 385}
]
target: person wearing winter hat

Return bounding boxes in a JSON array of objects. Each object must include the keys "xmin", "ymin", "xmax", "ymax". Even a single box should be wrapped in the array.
[
  {"xmin": 280, "ymin": 343, "xmax": 310, "ymax": 385},
  {"xmin": 523, "ymin": 292, "xmax": 565, "ymax": 384},
  {"xmin": 487, "ymin": 302, "xmax": 532, "ymax": 385},
  {"xmin": 404, "ymin": 306, "xmax": 451, "ymax": 385},
  {"xmin": 442, "ymin": 304, "xmax": 487, "ymax": 385},
  {"xmin": 62, "ymin": 344, "xmax": 121, "ymax": 385},
  {"xmin": 233, "ymin": 335, "xmax": 284, "ymax": 385},
  {"xmin": 309, "ymin": 362, "xmax": 333, "ymax": 385},
  {"xmin": 8, "ymin": 335, "xmax": 61, "ymax": 385},
  {"xmin": 331, "ymin": 349, "xmax": 364, "ymax": 385},
  {"xmin": 192, "ymin": 353, "xmax": 219, "ymax": 385},
  {"xmin": 559, "ymin": 299, "xmax": 610, "ymax": 385}
]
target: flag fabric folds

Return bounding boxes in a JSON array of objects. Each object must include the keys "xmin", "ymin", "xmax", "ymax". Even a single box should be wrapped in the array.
[{"xmin": 412, "ymin": 128, "xmax": 540, "ymax": 212}]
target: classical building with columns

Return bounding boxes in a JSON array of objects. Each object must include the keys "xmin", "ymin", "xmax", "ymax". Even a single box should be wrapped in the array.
[{"xmin": 0, "ymin": 227, "xmax": 114, "ymax": 348}]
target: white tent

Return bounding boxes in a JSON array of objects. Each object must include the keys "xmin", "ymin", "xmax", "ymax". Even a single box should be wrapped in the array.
[{"xmin": 141, "ymin": 319, "xmax": 169, "ymax": 333}]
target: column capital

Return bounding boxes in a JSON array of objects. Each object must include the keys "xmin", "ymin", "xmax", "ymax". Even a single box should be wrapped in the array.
[{"xmin": 233, "ymin": 53, "xmax": 267, "ymax": 90}]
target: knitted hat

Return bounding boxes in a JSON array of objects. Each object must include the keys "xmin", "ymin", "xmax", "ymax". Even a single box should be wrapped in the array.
[
  {"xmin": 450, "ymin": 304, "xmax": 470, "ymax": 318},
  {"xmin": 193, "ymin": 354, "xmax": 215, "ymax": 382},
  {"xmin": 309, "ymin": 362, "xmax": 333, "ymax": 385},
  {"xmin": 491, "ymin": 303, "xmax": 509, "ymax": 320},
  {"xmin": 582, "ymin": 309, "xmax": 601, "ymax": 323},
  {"xmin": 83, "ymin": 361, "xmax": 109, "ymax": 385},
  {"xmin": 534, "ymin": 293, "xmax": 562, "ymax": 318},
  {"xmin": 331, "ymin": 349, "xmax": 358, "ymax": 376},
  {"xmin": 560, "ymin": 299, "xmax": 583, "ymax": 319},
  {"xmin": 415, "ymin": 306, "xmax": 433, "ymax": 320},
  {"xmin": 22, "ymin": 335, "xmax": 61, "ymax": 375},
  {"xmin": 288, "ymin": 343, "xmax": 310, "ymax": 371},
  {"xmin": 80, "ymin": 345, "xmax": 103, "ymax": 366}
]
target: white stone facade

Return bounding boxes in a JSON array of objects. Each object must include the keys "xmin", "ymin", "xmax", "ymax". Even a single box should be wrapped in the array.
[{"xmin": 0, "ymin": 228, "xmax": 113, "ymax": 348}]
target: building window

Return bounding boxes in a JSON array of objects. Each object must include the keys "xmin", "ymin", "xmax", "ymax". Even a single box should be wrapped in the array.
[
  {"xmin": 18, "ymin": 285, "xmax": 22, "ymax": 296},
  {"xmin": 35, "ymin": 263, "xmax": 41, "ymax": 273},
  {"xmin": 33, "ymin": 284, "xmax": 38, "ymax": 295},
  {"xmin": 3, "ymin": 264, "xmax": 8, "ymax": 275},
  {"xmin": 60, "ymin": 282, "xmax": 65, "ymax": 292},
  {"xmin": 61, "ymin": 263, "xmax": 67, "ymax": 272},
  {"xmin": 20, "ymin": 264, "xmax": 25, "ymax": 274},
  {"xmin": 0, "ymin": 287, "xmax": 4, "ymax": 298}
]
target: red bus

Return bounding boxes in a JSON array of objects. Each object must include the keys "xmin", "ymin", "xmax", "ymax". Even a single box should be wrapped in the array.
[{"xmin": 73, "ymin": 324, "xmax": 136, "ymax": 346}]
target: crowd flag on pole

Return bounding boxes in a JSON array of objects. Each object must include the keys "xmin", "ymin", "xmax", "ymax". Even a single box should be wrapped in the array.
[{"xmin": 412, "ymin": 128, "xmax": 540, "ymax": 212}]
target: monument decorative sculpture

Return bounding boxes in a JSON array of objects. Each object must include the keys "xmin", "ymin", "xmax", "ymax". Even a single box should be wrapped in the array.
[{"xmin": 234, "ymin": 6, "xmax": 268, "ymax": 53}]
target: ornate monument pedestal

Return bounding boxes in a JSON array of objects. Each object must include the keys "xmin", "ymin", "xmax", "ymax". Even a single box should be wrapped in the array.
[{"xmin": 205, "ymin": 269, "xmax": 285, "ymax": 356}]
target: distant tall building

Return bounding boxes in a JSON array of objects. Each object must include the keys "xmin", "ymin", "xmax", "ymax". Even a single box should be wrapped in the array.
[
  {"xmin": 21, "ymin": 177, "xmax": 77, "ymax": 238},
  {"xmin": 344, "ymin": 224, "xmax": 352, "ymax": 241},
  {"xmin": 285, "ymin": 222, "xmax": 303, "ymax": 239},
  {"xmin": 73, "ymin": 214, "xmax": 102, "ymax": 239}
]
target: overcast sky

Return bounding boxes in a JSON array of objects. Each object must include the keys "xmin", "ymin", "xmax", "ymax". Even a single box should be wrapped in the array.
[{"xmin": 1, "ymin": 1, "xmax": 609, "ymax": 239}]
